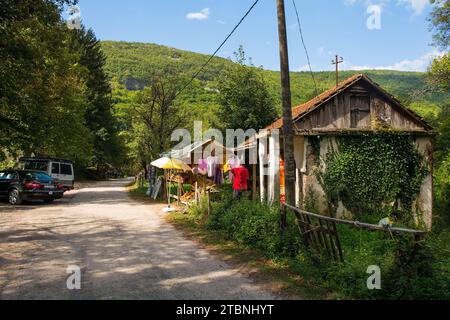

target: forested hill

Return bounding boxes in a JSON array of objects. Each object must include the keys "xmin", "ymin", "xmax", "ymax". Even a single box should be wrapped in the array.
[{"xmin": 101, "ymin": 40, "xmax": 448, "ymax": 119}]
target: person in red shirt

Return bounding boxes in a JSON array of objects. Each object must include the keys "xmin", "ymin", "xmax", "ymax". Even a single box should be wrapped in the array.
[{"xmin": 230, "ymin": 165, "xmax": 249, "ymax": 200}]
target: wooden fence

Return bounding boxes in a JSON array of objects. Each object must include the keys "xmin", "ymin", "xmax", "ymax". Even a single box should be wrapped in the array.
[{"xmin": 280, "ymin": 203, "xmax": 427, "ymax": 263}]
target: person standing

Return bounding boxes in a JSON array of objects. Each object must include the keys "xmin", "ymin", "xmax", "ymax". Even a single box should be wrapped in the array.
[{"xmin": 230, "ymin": 164, "xmax": 249, "ymax": 200}]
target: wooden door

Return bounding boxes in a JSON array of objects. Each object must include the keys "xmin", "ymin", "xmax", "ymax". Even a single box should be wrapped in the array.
[{"xmin": 350, "ymin": 95, "xmax": 371, "ymax": 128}]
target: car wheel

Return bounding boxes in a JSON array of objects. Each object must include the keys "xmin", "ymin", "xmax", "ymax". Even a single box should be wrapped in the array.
[
  {"xmin": 44, "ymin": 199, "xmax": 54, "ymax": 204},
  {"xmin": 9, "ymin": 189, "xmax": 22, "ymax": 205}
]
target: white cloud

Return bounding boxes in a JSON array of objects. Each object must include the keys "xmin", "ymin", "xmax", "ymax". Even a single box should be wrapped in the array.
[
  {"xmin": 345, "ymin": 50, "xmax": 446, "ymax": 72},
  {"xmin": 344, "ymin": 0, "xmax": 429, "ymax": 15},
  {"xmin": 398, "ymin": 0, "xmax": 428, "ymax": 15},
  {"xmin": 186, "ymin": 8, "xmax": 210, "ymax": 20},
  {"xmin": 344, "ymin": 0, "xmax": 358, "ymax": 5},
  {"xmin": 318, "ymin": 47, "xmax": 325, "ymax": 55},
  {"xmin": 216, "ymin": 20, "xmax": 226, "ymax": 25}
]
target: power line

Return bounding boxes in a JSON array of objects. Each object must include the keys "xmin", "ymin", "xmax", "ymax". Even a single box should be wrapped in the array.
[
  {"xmin": 175, "ymin": 0, "xmax": 260, "ymax": 99},
  {"xmin": 291, "ymin": 0, "xmax": 319, "ymax": 96}
]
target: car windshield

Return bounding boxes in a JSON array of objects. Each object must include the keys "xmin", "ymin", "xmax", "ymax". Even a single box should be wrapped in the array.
[
  {"xmin": 21, "ymin": 172, "xmax": 53, "ymax": 181},
  {"xmin": 22, "ymin": 161, "xmax": 48, "ymax": 172}
]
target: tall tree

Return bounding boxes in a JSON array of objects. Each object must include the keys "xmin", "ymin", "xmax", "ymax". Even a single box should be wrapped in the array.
[
  {"xmin": 0, "ymin": 0, "xmax": 92, "ymax": 162},
  {"xmin": 217, "ymin": 46, "xmax": 278, "ymax": 131},
  {"xmin": 428, "ymin": 0, "xmax": 450, "ymax": 225},
  {"xmin": 70, "ymin": 27, "xmax": 125, "ymax": 171},
  {"xmin": 429, "ymin": 0, "xmax": 449, "ymax": 50},
  {"xmin": 428, "ymin": 0, "xmax": 449, "ymax": 91},
  {"xmin": 131, "ymin": 75, "xmax": 187, "ymax": 171}
]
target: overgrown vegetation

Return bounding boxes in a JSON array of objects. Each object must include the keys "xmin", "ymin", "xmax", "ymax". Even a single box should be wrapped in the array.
[
  {"xmin": 317, "ymin": 134, "xmax": 428, "ymax": 225},
  {"xmin": 0, "ymin": 0, "xmax": 126, "ymax": 175},
  {"xmin": 174, "ymin": 187, "xmax": 450, "ymax": 299}
]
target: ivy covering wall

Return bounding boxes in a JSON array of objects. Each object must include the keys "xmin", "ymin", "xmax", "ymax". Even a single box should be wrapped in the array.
[{"xmin": 316, "ymin": 133, "xmax": 428, "ymax": 225}]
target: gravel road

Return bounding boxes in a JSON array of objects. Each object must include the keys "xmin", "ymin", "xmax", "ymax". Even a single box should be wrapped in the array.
[{"xmin": 0, "ymin": 179, "xmax": 276, "ymax": 300}]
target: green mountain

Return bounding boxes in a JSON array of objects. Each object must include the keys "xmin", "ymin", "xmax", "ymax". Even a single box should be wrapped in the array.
[{"xmin": 101, "ymin": 41, "xmax": 448, "ymax": 122}]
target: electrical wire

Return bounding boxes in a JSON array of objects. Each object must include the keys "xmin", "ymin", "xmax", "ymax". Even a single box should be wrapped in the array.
[
  {"xmin": 291, "ymin": 0, "xmax": 319, "ymax": 96},
  {"xmin": 175, "ymin": 0, "xmax": 260, "ymax": 99}
]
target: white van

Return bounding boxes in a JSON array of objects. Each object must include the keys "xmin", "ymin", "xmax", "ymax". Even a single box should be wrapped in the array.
[{"xmin": 19, "ymin": 157, "xmax": 75, "ymax": 190}]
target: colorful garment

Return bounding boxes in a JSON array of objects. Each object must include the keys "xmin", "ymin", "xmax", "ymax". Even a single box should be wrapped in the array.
[
  {"xmin": 214, "ymin": 167, "xmax": 224, "ymax": 185},
  {"xmin": 196, "ymin": 159, "xmax": 208, "ymax": 175},
  {"xmin": 226, "ymin": 156, "xmax": 241, "ymax": 181},
  {"xmin": 230, "ymin": 166, "xmax": 249, "ymax": 191}
]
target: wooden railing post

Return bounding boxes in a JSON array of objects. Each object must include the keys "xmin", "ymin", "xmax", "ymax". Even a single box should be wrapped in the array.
[{"xmin": 207, "ymin": 190, "xmax": 211, "ymax": 218}]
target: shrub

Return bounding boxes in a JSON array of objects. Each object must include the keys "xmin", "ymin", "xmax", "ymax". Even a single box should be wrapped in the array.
[{"xmin": 184, "ymin": 191, "xmax": 450, "ymax": 299}]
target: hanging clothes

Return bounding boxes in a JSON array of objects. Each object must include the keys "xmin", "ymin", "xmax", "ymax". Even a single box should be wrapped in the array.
[
  {"xmin": 226, "ymin": 155, "xmax": 241, "ymax": 181},
  {"xmin": 231, "ymin": 166, "xmax": 249, "ymax": 191},
  {"xmin": 214, "ymin": 166, "xmax": 224, "ymax": 185},
  {"xmin": 196, "ymin": 159, "xmax": 208, "ymax": 175},
  {"xmin": 207, "ymin": 156, "xmax": 218, "ymax": 178}
]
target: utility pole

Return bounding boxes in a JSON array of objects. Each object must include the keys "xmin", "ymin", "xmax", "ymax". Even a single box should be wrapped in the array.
[
  {"xmin": 276, "ymin": 0, "xmax": 296, "ymax": 227},
  {"xmin": 331, "ymin": 55, "xmax": 343, "ymax": 86}
]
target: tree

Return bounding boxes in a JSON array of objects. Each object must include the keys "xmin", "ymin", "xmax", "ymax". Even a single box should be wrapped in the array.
[
  {"xmin": 0, "ymin": 0, "xmax": 92, "ymax": 163},
  {"xmin": 429, "ymin": 0, "xmax": 449, "ymax": 50},
  {"xmin": 428, "ymin": 0, "xmax": 449, "ymax": 91},
  {"xmin": 131, "ymin": 75, "xmax": 187, "ymax": 172},
  {"xmin": 70, "ymin": 27, "xmax": 126, "ymax": 172},
  {"xmin": 0, "ymin": 0, "xmax": 126, "ymax": 177},
  {"xmin": 429, "ymin": 53, "xmax": 450, "ymax": 92},
  {"xmin": 217, "ymin": 47, "xmax": 278, "ymax": 131},
  {"xmin": 427, "ymin": 0, "xmax": 450, "ymax": 226}
]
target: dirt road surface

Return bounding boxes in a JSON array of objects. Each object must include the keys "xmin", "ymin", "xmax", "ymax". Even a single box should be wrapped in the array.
[{"xmin": 0, "ymin": 179, "xmax": 276, "ymax": 300}]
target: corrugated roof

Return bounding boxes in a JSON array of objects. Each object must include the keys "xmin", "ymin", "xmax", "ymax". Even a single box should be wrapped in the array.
[{"xmin": 267, "ymin": 73, "xmax": 364, "ymax": 130}]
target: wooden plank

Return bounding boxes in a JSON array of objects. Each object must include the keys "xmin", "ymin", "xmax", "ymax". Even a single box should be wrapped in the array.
[
  {"xmin": 331, "ymin": 221, "xmax": 344, "ymax": 262},
  {"xmin": 317, "ymin": 219, "xmax": 332, "ymax": 257},
  {"xmin": 344, "ymin": 93, "xmax": 351, "ymax": 127}
]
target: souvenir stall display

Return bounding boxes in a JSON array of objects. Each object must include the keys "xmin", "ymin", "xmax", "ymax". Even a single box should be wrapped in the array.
[
  {"xmin": 152, "ymin": 139, "xmax": 255, "ymax": 209},
  {"xmin": 150, "ymin": 157, "xmax": 191, "ymax": 212}
]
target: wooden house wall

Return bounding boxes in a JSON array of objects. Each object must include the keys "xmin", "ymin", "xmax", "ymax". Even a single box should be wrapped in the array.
[{"xmin": 294, "ymin": 84, "xmax": 427, "ymax": 132}]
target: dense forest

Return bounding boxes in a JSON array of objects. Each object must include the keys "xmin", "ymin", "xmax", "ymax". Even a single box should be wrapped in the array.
[
  {"xmin": 102, "ymin": 40, "xmax": 448, "ymax": 119},
  {"xmin": 0, "ymin": 0, "xmax": 125, "ymax": 176}
]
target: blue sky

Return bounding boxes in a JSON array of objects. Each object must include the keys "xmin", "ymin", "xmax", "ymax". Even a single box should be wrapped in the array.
[{"xmin": 73, "ymin": 0, "xmax": 443, "ymax": 72}]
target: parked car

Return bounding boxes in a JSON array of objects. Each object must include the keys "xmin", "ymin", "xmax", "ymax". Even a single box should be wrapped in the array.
[
  {"xmin": 19, "ymin": 157, "xmax": 75, "ymax": 190},
  {"xmin": 0, "ymin": 170, "xmax": 65, "ymax": 205}
]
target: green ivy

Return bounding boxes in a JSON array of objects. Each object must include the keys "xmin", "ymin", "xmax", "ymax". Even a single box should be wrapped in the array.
[{"xmin": 317, "ymin": 133, "xmax": 428, "ymax": 224}]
